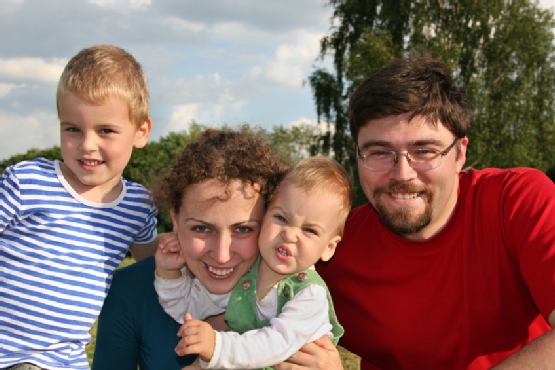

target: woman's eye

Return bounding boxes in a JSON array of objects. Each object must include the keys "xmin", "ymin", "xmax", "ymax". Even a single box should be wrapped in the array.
[
  {"xmin": 192, "ymin": 226, "xmax": 210, "ymax": 233},
  {"xmin": 236, "ymin": 226, "xmax": 253, "ymax": 234}
]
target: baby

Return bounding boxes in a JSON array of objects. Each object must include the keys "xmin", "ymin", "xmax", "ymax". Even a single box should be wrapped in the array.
[{"xmin": 156, "ymin": 156, "xmax": 352, "ymax": 369}]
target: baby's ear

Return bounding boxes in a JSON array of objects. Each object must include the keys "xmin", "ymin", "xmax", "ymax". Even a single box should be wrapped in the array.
[{"xmin": 320, "ymin": 235, "xmax": 341, "ymax": 262}]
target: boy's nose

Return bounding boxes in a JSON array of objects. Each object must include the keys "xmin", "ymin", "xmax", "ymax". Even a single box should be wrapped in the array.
[{"xmin": 79, "ymin": 133, "xmax": 98, "ymax": 152}]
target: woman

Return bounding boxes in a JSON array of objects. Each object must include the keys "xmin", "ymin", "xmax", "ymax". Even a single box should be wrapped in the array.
[{"xmin": 91, "ymin": 127, "xmax": 288, "ymax": 370}]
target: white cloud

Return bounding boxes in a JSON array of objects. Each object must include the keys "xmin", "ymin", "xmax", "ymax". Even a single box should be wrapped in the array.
[
  {"xmin": 0, "ymin": 83, "xmax": 25, "ymax": 98},
  {"xmin": 0, "ymin": 58, "xmax": 66, "ymax": 83},
  {"xmin": 0, "ymin": 110, "xmax": 59, "ymax": 160}
]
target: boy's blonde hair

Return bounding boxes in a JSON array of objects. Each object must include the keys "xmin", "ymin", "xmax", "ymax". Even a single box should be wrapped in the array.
[
  {"xmin": 281, "ymin": 157, "xmax": 353, "ymax": 237},
  {"xmin": 56, "ymin": 45, "xmax": 149, "ymax": 129}
]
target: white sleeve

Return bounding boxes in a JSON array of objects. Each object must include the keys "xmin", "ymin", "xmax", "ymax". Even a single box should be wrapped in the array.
[
  {"xmin": 154, "ymin": 269, "xmax": 230, "ymax": 323},
  {"xmin": 202, "ymin": 284, "xmax": 332, "ymax": 369}
]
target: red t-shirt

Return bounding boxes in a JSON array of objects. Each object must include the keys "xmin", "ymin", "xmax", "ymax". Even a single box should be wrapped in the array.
[{"xmin": 317, "ymin": 168, "xmax": 555, "ymax": 369}]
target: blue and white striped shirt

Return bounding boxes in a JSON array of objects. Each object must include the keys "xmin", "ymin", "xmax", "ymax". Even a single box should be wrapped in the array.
[{"xmin": 0, "ymin": 158, "xmax": 158, "ymax": 370}]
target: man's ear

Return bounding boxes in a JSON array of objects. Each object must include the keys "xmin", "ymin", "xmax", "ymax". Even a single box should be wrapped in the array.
[
  {"xmin": 320, "ymin": 235, "xmax": 341, "ymax": 262},
  {"xmin": 134, "ymin": 118, "xmax": 152, "ymax": 148},
  {"xmin": 456, "ymin": 136, "xmax": 469, "ymax": 173}
]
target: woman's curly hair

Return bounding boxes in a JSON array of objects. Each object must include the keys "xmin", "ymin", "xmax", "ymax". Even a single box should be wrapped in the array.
[{"xmin": 152, "ymin": 126, "xmax": 290, "ymax": 213}]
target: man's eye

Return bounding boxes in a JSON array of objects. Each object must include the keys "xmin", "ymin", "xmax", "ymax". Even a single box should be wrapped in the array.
[
  {"xmin": 369, "ymin": 150, "xmax": 392, "ymax": 158},
  {"xmin": 411, "ymin": 148, "xmax": 438, "ymax": 158}
]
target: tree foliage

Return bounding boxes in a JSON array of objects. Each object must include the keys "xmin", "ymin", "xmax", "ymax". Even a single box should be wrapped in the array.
[{"xmin": 310, "ymin": 0, "xmax": 555, "ymax": 205}]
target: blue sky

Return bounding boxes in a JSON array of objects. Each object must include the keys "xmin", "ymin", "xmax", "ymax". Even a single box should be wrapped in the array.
[{"xmin": 0, "ymin": 0, "xmax": 554, "ymax": 161}]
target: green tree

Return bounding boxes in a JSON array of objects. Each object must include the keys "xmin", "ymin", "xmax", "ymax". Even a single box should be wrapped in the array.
[
  {"xmin": 310, "ymin": 0, "xmax": 555, "ymax": 205},
  {"xmin": 268, "ymin": 122, "xmax": 321, "ymax": 164},
  {"xmin": 0, "ymin": 146, "xmax": 63, "ymax": 173}
]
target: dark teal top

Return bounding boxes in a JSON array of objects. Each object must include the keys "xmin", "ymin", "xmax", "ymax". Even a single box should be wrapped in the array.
[{"xmin": 92, "ymin": 257, "xmax": 196, "ymax": 370}]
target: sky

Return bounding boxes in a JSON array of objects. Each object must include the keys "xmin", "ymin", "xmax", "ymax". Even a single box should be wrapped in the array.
[{"xmin": 1, "ymin": 0, "xmax": 554, "ymax": 161}]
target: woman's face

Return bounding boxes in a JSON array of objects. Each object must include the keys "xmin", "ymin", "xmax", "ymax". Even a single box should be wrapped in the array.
[{"xmin": 171, "ymin": 179, "xmax": 263, "ymax": 294}]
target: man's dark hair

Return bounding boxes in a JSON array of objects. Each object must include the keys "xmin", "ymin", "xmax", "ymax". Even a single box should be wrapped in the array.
[{"xmin": 349, "ymin": 57, "xmax": 474, "ymax": 144}]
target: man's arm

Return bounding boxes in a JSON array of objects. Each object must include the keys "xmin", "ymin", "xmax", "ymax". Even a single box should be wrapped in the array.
[{"xmin": 490, "ymin": 309, "xmax": 555, "ymax": 369}]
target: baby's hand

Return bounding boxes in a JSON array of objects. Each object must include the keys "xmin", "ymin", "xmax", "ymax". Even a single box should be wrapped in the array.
[
  {"xmin": 159, "ymin": 232, "xmax": 181, "ymax": 254},
  {"xmin": 155, "ymin": 236, "xmax": 186, "ymax": 280},
  {"xmin": 176, "ymin": 313, "xmax": 216, "ymax": 362}
]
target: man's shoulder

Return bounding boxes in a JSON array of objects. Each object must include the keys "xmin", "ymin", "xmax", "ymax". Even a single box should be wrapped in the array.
[{"xmin": 461, "ymin": 167, "xmax": 550, "ymax": 191}]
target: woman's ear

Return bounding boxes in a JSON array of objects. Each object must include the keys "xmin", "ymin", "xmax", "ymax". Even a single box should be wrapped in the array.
[{"xmin": 170, "ymin": 208, "xmax": 178, "ymax": 233}]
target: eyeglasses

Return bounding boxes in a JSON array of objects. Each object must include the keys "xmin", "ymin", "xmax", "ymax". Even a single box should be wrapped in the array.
[{"xmin": 356, "ymin": 139, "xmax": 459, "ymax": 172}]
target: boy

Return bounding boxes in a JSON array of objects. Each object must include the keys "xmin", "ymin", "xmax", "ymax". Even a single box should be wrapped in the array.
[
  {"xmin": 156, "ymin": 156, "xmax": 351, "ymax": 369},
  {"xmin": 0, "ymin": 45, "xmax": 160, "ymax": 370}
]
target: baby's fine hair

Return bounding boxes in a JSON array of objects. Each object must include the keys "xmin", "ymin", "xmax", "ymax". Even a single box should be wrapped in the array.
[
  {"xmin": 56, "ymin": 44, "xmax": 149, "ymax": 128},
  {"xmin": 153, "ymin": 126, "xmax": 290, "ymax": 213},
  {"xmin": 282, "ymin": 157, "xmax": 353, "ymax": 237}
]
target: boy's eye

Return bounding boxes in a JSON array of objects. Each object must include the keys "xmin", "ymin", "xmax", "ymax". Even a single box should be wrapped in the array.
[
  {"xmin": 99, "ymin": 128, "xmax": 114, "ymax": 134},
  {"xmin": 66, "ymin": 127, "xmax": 81, "ymax": 133}
]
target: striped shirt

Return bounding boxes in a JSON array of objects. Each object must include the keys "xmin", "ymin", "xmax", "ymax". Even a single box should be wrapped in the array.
[{"xmin": 0, "ymin": 158, "xmax": 158, "ymax": 370}]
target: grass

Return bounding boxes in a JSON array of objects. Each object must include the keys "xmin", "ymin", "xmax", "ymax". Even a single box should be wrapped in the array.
[{"xmin": 85, "ymin": 256, "xmax": 361, "ymax": 369}]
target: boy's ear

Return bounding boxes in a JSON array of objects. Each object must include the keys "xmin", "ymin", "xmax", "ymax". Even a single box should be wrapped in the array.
[
  {"xmin": 134, "ymin": 118, "xmax": 152, "ymax": 148},
  {"xmin": 320, "ymin": 235, "xmax": 341, "ymax": 262}
]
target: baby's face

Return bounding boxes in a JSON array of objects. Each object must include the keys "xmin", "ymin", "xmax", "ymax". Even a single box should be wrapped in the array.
[{"xmin": 258, "ymin": 182, "xmax": 342, "ymax": 276}]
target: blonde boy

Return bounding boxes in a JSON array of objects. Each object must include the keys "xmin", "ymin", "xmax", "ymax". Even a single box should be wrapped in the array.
[
  {"xmin": 0, "ymin": 45, "xmax": 159, "ymax": 370},
  {"xmin": 156, "ymin": 156, "xmax": 352, "ymax": 369}
]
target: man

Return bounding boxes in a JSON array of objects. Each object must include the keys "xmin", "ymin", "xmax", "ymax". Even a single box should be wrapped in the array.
[{"xmin": 315, "ymin": 57, "xmax": 555, "ymax": 369}]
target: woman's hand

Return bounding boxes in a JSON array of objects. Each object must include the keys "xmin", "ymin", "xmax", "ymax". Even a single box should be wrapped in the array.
[{"xmin": 273, "ymin": 336, "xmax": 344, "ymax": 370}]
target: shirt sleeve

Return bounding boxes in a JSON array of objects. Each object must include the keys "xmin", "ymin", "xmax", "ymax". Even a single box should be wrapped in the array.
[
  {"xmin": 501, "ymin": 169, "xmax": 555, "ymax": 320},
  {"xmin": 133, "ymin": 197, "xmax": 158, "ymax": 244},
  {"xmin": 154, "ymin": 270, "xmax": 229, "ymax": 323},
  {"xmin": 0, "ymin": 165, "xmax": 20, "ymax": 233},
  {"xmin": 202, "ymin": 284, "xmax": 333, "ymax": 369}
]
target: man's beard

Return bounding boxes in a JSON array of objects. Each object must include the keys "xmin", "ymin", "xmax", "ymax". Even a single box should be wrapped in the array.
[{"xmin": 372, "ymin": 182, "xmax": 434, "ymax": 235}]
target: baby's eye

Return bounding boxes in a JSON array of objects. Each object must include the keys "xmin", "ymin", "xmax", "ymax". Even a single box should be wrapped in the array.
[
  {"xmin": 274, "ymin": 215, "xmax": 287, "ymax": 223},
  {"xmin": 303, "ymin": 227, "xmax": 318, "ymax": 236}
]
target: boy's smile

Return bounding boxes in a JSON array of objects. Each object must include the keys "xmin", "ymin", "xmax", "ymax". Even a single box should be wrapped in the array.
[{"xmin": 58, "ymin": 91, "xmax": 150, "ymax": 203}]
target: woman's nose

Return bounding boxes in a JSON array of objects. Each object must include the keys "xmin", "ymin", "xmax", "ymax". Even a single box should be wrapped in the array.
[{"xmin": 211, "ymin": 232, "xmax": 232, "ymax": 263}]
